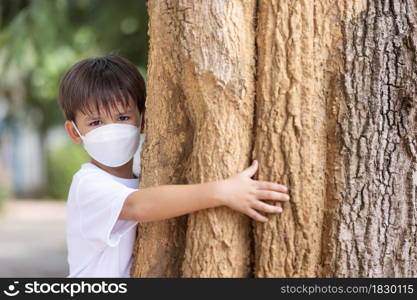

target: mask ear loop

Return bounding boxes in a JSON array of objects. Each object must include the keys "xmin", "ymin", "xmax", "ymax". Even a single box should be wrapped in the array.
[
  {"xmin": 71, "ymin": 120, "xmax": 84, "ymax": 139},
  {"xmin": 138, "ymin": 113, "xmax": 142, "ymax": 134}
]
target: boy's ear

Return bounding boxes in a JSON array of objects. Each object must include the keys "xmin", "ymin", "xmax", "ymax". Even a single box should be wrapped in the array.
[{"xmin": 64, "ymin": 120, "xmax": 83, "ymax": 144}]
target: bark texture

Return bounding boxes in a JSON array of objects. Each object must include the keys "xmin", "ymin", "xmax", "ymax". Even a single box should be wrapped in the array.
[
  {"xmin": 130, "ymin": 0, "xmax": 192, "ymax": 277},
  {"xmin": 251, "ymin": 0, "xmax": 331, "ymax": 277},
  {"xmin": 132, "ymin": 0, "xmax": 257, "ymax": 277},
  {"xmin": 178, "ymin": 0, "xmax": 257, "ymax": 278},
  {"xmin": 322, "ymin": 0, "xmax": 417, "ymax": 277},
  {"xmin": 132, "ymin": 0, "xmax": 417, "ymax": 278}
]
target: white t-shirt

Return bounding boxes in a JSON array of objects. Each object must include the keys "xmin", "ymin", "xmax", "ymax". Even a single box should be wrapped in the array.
[{"xmin": 65, "ymin": 162, "xmax": 139, "ymax": 277}]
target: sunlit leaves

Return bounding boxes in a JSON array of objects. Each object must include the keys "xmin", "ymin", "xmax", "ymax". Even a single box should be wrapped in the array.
[{"xmin": 0, "ymin": 0, "xmax": 148, "ymax": 129}]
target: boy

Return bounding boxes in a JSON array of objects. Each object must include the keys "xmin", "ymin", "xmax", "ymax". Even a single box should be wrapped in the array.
[{"xmin": 58, "ymin": 55, "xmax": 290, "ymax": 278}]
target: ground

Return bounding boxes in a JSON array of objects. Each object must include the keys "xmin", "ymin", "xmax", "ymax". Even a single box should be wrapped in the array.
[{"xmin": 0, "ymin": 199, "xmax": 68, "ymax": 277}]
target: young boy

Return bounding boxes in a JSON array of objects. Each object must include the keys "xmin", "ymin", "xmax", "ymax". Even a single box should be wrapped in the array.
[{"xmin": 58, "ymin": 55, "xmax": 290, "ymax": 278}]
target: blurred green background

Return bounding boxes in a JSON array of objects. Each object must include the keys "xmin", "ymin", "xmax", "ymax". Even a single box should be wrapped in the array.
[{"xmin": 0, "ymin": 0, "xmax": 149, "ymax": 204}]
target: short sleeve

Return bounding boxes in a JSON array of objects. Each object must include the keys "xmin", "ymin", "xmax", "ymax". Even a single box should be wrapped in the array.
[{"xmin": 74, "ymin": 172, "xmax": 139, "ymax": 250}]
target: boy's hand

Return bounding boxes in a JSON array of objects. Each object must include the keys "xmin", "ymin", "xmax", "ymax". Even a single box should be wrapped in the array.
[{"xmin": 214, "ymin": 160, "xmax": 290, "ymax": 223}]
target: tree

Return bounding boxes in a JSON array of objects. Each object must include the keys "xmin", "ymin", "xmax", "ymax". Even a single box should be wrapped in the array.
[
  {"xmin": 0, "ymin": 0, "xmax": 149, "ymax": 198},
  {"xmin": 131, "ymin": 0, "xmax": 417, "ymax": 277}
]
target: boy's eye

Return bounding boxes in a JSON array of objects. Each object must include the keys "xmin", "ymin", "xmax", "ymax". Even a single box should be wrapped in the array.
[
  {"xmin": 89, "ymin": 120, "xmax": 102, "ymax": 126},
  {"xmin": 118, "ymin": 116, "xmax": 130, "ymax": 121}
]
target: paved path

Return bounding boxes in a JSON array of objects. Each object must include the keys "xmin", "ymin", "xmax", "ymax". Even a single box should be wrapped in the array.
[{"xmin": 0, "ymin": 199, "xmax": 68, "ymax": 277}]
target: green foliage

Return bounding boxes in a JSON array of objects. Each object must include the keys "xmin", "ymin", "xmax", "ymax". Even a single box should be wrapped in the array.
[
  {"xmin": 0, "ymin": 0, "xmax": 148, "ymax": 129},
  {"xmin": 0, "ymin": 0, "xmax": 148, "ymax": 199},
  {"xmin": 47, "ymin": 142, "xmax": 89, "ymax": 200}
]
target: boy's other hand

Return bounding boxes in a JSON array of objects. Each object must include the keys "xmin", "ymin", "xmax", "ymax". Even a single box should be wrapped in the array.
[{"xmin": 214, "ymin": 160, "xmax": 290, "ymax": 223}]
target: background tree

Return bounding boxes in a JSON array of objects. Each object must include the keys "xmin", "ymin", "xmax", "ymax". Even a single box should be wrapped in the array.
[
  {"xmin": 132, "ymin": 0, "xmax": 417, "ymax": 277},
  {"xmin": 0, "ymin": 0, "xmax": 148, "ymax": 199}
]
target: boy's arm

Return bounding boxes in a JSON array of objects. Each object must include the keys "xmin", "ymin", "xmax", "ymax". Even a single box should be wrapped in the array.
[
  {"xmin": 120, "ymin": 181, "xmax": 222, "ymax": 223},
  {"xmin": 120, "ymin": 160, "xmax": 290, "ymax": 223}
]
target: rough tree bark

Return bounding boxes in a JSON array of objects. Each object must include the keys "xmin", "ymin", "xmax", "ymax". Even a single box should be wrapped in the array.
[
  {"xmin": 322, "ymin": 0, "xmax": 417, "ymax": 277},
  {"xmin": 251, "ymin": 0, "xmax": 330, "ymax": 277},
  {"xmin": 131, "ymin": 0, "xmax": 257, "ymax": 277},
  {"xmin": 131, "ymin": 0, "xmax": 417, "ymax": 277}
]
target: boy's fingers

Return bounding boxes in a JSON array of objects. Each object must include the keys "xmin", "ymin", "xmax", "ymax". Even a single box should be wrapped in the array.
[
  {"xmin": 247, "ymin": 208, "xmax": 269, "ymax": 223},
  {"xmin": 255, "ymin": 190, "xmax": 290, "ymax": 202},
  {"xmin": 256, "ymin": 181, "xmax": 288, "ymax": 193},
  {"xmin": 241, "ymin": 160, "xmax": 258, "ymax": 178},
  {"xmin": 251, "ymin": 200, "xmax": 283, "ymax": 214}
]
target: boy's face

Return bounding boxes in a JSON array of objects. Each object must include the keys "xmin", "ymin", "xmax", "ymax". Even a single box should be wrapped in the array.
[{"xmin": 64, "ymin": 99, "xmax": 141, "ymax": 145}]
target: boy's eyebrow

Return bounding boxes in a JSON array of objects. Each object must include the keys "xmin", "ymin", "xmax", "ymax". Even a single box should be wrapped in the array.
[
  {"xmin": 83, "ymin": 108, "xmax": 134, "ymax": 120},
  {"xmin": 117, "ymin": 108, "xmax": 134, "ymax": 115},
  {"xmin": 84, "ymin": 115, "xmax": 101, "ymax": 121}
]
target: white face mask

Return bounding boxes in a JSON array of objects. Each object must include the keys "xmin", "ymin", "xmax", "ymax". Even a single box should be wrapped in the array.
[{"xmin": 71, "ymin": 115, "xmax": 142, "ymax": 168}]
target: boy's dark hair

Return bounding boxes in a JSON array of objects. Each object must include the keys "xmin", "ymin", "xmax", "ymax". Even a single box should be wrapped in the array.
[{"xmin": 58, "ymin": 55, "xmax": 146, "ymax": 121}]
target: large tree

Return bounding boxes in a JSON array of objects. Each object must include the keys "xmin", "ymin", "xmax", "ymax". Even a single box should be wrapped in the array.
[{"xmin": 131, "ymin": 0, "xmax": 417, "ymax": 277}]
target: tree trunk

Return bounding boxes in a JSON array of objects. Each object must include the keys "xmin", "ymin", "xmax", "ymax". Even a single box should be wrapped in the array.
[
  {"xmin": 251, "ymin": 0, "xmax": 331, "ymax": 277},
  {"xmin": 321, "ymin": 0, "xmax": 417, "ymax": 277},
  {"xmin": 131, "ymin": 0, "xmax": 257, "ymax": 277},
  {"xmin": 131, "ymin": 0, "xmax": 417, "ymax": 277}
]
